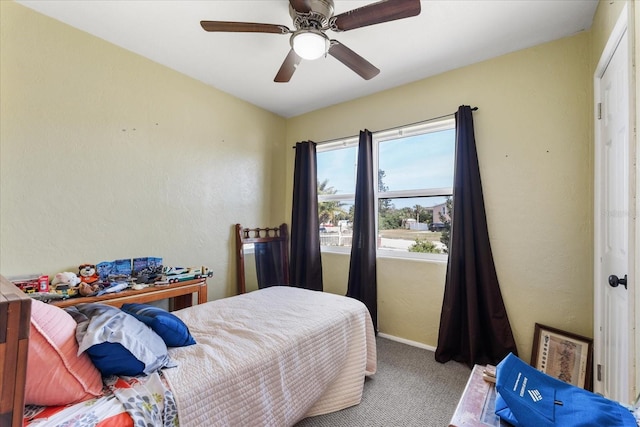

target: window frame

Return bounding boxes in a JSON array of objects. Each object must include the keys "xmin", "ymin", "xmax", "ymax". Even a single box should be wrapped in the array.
[{"xmin": 317, "ymin": 118, "xmax": 455, "ymax": 261}]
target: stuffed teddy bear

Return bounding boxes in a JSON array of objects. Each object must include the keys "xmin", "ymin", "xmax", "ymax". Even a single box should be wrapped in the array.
[
  {"xmin": 77, "ymin": 264, "xmax": 101, "ymax": 296},
  {"xmin": 51, "ymin": 271, "xmax": 81, "ymax": 297},
  {"xmin": 78, "ymin": 281, "xmax": 100, "ymax": 297},
  {"xmin": 78, "ymin": 264, "xmax": 99, "ymax": 284}
]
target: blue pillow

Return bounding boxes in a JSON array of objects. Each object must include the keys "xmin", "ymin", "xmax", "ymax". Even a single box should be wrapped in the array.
[
  {"xmin": 121, "ymin": 303, "xmax": 196, "ymax": 347},
  {"xmin": 86, "ymin": 342, "xmax": 145, "ymax": 376},
  {"xmin": 72, "ymin": 303, "xmax": 174, "ymax": 376}
]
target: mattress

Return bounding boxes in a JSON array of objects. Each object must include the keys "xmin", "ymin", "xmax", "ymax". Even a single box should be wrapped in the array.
[{"xmin": 164, "ymin": 286, "xmax": 377, "ymax": 426}]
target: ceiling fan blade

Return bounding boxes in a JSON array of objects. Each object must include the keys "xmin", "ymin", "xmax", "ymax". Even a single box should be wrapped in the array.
[
  {"xmin": 328, "ymin": 40, "xmax": 380, "ymax": 80},
  {"xmin": 332, "ymin": 0, "xmax": 421, "ymax": 32},
  {"xmin": 289, "ymin": 0, "xmax": 313, "ymax": 14},
  {"xmin": 274, "ymin": 49, "xmax": 302, "ymax": 83},
  {"xmin": 200, "ymin": 21, "xmax": 290, "ymax": 34}
]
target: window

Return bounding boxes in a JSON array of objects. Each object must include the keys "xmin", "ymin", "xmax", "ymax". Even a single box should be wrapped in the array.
[
  {"xmin": 316, "ymin": 119, "xmax": 455, "ymax": 259},
  {"xmin": 317, "ymin": 141, "xmax": 357, "ymax": 248}
]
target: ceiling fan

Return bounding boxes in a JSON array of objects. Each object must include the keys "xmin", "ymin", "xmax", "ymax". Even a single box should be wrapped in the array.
[{"xmin": 200, "ymin": 0, "xmax": 421, "ymax": 83}]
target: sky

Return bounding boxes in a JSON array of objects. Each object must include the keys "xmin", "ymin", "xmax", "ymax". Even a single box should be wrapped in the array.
[{"xmin": 317, "ymin": 128, "xmax": 455, "ymax": 209}]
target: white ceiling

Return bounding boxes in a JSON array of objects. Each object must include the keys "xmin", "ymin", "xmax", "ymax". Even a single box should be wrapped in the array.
[{"xmin": 17, "ymin": 0, "xmax": 598, "ymax": 118}]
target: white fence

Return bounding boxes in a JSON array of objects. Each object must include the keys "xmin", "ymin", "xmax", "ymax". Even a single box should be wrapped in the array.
[{"xmin": 320, "ymin": 233, "xmax": 352, "ymax": 247}]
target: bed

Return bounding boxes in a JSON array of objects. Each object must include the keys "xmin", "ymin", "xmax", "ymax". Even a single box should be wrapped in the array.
[{"xmin": 0, "ymin": 275, "xmax": 376, "ymax": 426}]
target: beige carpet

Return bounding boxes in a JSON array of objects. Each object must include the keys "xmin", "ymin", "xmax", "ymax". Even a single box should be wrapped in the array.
[{"xmin": 296, "ymin": 337, "xmax": 471, "ymax": 427}]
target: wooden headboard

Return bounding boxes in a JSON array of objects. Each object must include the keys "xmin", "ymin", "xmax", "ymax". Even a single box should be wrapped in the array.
[
  {"xmin": 0, "ymin": 275, "xmax": 31, "ymax": 427},
  {"xmin": 235, "ymin": 223, "xmax": 289, "ymax": 294}
]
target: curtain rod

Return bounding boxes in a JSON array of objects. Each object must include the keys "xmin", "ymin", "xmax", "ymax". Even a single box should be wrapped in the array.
[{"xmin": 293, "ymin": 106, "xmax": 478, "ymax": 148}]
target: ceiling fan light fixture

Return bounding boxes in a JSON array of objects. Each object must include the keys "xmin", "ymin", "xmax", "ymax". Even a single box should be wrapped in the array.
[{"xmin": 291, "ymin": 30, "xmax": 329, "ymax": 60}]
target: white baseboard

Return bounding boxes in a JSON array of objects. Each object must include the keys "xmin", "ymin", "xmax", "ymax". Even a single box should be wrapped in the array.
[{"xmin": 377, "ymin": 333, "xmax": 437, "ymax": 352}]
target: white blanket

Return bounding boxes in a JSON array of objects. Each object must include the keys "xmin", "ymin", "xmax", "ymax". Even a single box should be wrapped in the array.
[{"xmin": 163, "ymin": 286, "xmax": 376, "ymax": 427}]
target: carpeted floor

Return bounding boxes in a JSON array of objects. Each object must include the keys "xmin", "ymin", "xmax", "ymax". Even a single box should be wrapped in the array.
[{"xmin": 295, "ymin": 337, "xmax": 471, "ymax": 427}]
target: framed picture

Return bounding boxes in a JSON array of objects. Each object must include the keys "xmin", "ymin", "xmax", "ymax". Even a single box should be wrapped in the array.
[{"xmin": 530, "ymin": 323, "xmax": 593, "ymax": 390}]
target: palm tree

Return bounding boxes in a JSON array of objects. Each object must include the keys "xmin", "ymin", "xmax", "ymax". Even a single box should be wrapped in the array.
[
  {"xmin": 413, "ymin": 204, "xmax": 423, "ymax": 223},
  {"xmin": 318, "ymin": 179, "xmax": 335, "ymax": 195},
  {"xmin": 440, "ymin": 197, "xmax": 453, "ymax": 253},
  {"xmin": 318, "ymin": 179, "xmax": 345, "ymax": 226}
]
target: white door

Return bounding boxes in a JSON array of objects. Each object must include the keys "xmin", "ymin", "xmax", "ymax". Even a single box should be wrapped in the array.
[{"xmin": 594, "ymin": 17, "xmax": 631, "ymax": 402}]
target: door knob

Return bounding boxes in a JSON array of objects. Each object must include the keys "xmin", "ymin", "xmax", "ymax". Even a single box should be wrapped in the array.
[{"xmin": 608, "ymin": 274, "xmax": 628, "ymax": 290}]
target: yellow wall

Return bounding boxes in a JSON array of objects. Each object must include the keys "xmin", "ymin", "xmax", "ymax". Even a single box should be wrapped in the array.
[
  {"xmin": 286, "ymin": 32, "xmax": 593, "ymax": 359},
  {"xmin": 0, "ymin": 2, "xmax": 286, "ymax": 300},
  {"xmin": 1, "ymin": 0, "xmax": 633, "ymax": 362},
  {"xmin": 286, "ymin": 0, "xmax": 636, "ymax": 360},
  {"xmin": 591, "ymin": 0, "xmax": 627, "ymax": 62}
]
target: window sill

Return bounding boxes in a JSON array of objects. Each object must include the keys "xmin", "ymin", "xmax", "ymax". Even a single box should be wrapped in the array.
[
  {"xmin": 320, "ymin": 246, "xmax": 448, "ymax": 264},
  {"xmin": 320, "ymin": 246, "xmax": 351, "ymax": 255},
  {"xmin": 377, "ymin": 250, "xmax": 448, "ymax": 263}
]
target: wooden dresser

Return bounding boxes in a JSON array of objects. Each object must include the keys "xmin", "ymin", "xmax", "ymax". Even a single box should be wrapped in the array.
[{"xmin": 51, "ymin": 278, "xmax": 208, "ymax": 311}]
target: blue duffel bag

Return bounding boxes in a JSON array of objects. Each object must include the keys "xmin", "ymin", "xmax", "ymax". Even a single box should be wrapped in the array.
[{"xmin": 495, "ymin": 353, "xmax": 636, "ymax": 427}]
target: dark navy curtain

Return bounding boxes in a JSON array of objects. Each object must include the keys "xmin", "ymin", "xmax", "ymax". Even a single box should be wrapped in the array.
[
  {"xmin": 346, "ymin": 130, "xmax": 378, "ymax": 331},
  {"xmin": 290, "ymin": 141, "xmax": 323, "ymax": 291},
  {"xmin": 435, "ymin": 106, "xmax": 517, "ymax": 368},
  {"xmin": 254, "ymin": 242, "xmax": 285, "ymax": 288}
]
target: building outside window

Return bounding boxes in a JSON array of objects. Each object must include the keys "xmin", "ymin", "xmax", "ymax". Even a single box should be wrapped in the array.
[{"xmin": 316, "ymin": 118, "xmax": 455, "ymax": 259}]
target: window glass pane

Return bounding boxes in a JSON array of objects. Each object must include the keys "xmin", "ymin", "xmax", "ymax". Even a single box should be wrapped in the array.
[
  {"xmin": 316, "ymin": 119, "xmax": 455, "ymax": 257},
  {"xmin": 378, "ymin": 196, "xmax": 452, "ymax": 254},
  {"xmin": 378, "ymin": 128, "xmax": 455, "ymax": 192},
  {"xmin": 317, "ymin": 146, "xmax": 358, "ymax": 195},
  {"xmin": 319, "ymin": 200, "xmax": 354, "ymax": 247}
]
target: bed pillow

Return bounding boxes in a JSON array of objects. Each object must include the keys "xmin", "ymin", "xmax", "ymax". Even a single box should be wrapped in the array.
[
  {"xmin": 121, "ymin": 303, "xmax": 196, "ymax": 347},
  {"xmin": 73, "ymin": 303, "xmax": 175, "ymax": 376},
  {"xmin": 25, "ymin": 299, "xmax": 103, "ymax": 406}
]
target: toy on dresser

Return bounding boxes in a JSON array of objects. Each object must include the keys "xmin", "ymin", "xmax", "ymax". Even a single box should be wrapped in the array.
[
  {"xmin": 78, "ymin": 264, "xmax": 100, "ymax": 296},
  {"xmin": 50, "ymin": 271, "xmax": 81, "ymax": 298},
  {"xmin": 161, "ymin": 266, "xmax": 213, "ymax": 284}
]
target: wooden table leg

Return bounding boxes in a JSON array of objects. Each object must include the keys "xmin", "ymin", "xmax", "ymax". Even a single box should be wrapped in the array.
[{"xmin": 197, "ymin": 282, "xmax": 208, "ymax": 305}]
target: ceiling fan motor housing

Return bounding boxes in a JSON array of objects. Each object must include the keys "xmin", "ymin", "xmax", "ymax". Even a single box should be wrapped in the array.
[{"xmin": 289, "ymin": 0, "xmax": 334, "ymax": 30}]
